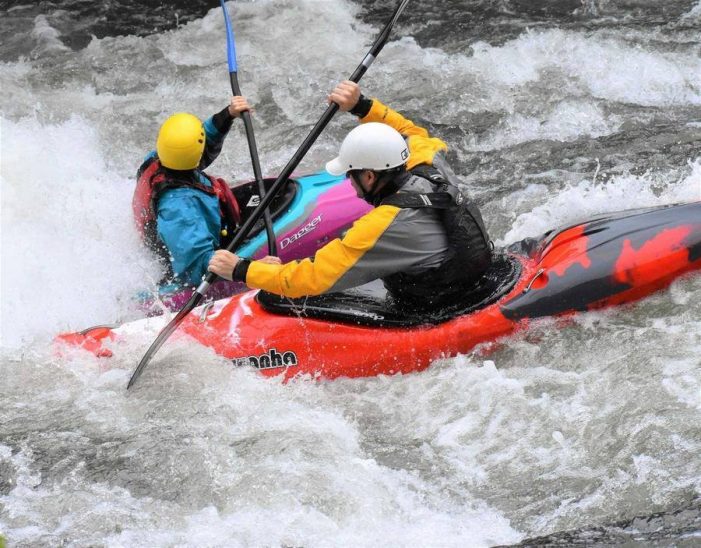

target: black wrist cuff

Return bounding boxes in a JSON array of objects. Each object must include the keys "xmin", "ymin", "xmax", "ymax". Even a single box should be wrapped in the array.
[
  {"xmin": 350, "ymin": 95, "xmax": 373, "ymax": 118},
  {"xmin": 232, "ymin": 258, "xmax": 251, "ymax": 282},
  {"xmin": 212, "ymin": 106, "xmax": 235, "ymax": 134}
]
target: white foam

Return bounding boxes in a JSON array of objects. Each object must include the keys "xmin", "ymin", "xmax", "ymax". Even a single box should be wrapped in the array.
[
  {"xmin": 346, "ymin": 28, "xmax": 701, "ymax": 151},
  {"xmin": 469, "ymin": 29, "xmax": 701, "ymax": 108},
  {"xmin": 681, "ymin": 1, "xmax": 701, "ymax": 20},
  {"xmin": 471, "ymin": 99, "xmax": 621, "ymax": 151},
  {"xmin": 0, "ymin": 115, "xmax": 161, "ymax": 348},
  {"xmin": 30, "ymin": 14, "xmax": 70, "ymax": 58},
  {"xmin": 499, "ymin": 158, "xmax": 701, "ymax": 244}
]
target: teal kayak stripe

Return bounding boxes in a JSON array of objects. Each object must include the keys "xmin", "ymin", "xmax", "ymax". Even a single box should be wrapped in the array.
[{"xmin": 236, "ymin": 170, "xmax": 345, "ymax": 258}]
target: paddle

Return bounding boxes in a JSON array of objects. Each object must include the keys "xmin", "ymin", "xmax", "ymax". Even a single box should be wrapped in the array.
[
  {"xmin": 127, "ymin": 0, "xmax": 411, "ymax": 389},
  {"xmin": 220, "ymin": 0, "xmax": 277, "ymax": 256}
]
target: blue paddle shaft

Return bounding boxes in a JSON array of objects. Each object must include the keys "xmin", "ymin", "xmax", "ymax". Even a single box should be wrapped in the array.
[
  {"xmin": 220, "ymin": 0, "xmax": 276, "ymax": 255},
  {"xmin": 220, "ymin": 0, "xmax": 238, "ymax": 72}
]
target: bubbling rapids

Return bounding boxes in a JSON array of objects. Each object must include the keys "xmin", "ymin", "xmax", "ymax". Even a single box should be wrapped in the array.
[{"xmin": 1, "ymin": 0, "xmax": 700, "ymax": 546}]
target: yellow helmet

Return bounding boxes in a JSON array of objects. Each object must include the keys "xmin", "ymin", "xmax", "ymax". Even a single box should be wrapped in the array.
[{"xmin": 156, "ymin": 112, "xmax": 205, "ymax": 170}]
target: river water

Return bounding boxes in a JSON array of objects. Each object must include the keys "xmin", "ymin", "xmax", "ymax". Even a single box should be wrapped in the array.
[{"xmin": 1, "ymin": 0, "xmax": 700, "ymax": 546}]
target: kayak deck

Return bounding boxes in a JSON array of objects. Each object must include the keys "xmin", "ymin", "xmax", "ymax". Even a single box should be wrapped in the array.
[{"xmin": 256, "ymin": 254, "xmax": 522, "ymax": 327}]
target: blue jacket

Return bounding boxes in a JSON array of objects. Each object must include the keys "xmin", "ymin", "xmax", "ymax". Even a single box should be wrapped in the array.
[{"xmin": 139, "ymin": 111, "xmax": 234, "ymax": 286}]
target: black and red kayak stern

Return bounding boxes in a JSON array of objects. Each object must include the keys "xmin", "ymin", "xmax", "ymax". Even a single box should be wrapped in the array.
[{"xmin": 502, "ymin": 202, "xmax": 701, "ymax": 319}]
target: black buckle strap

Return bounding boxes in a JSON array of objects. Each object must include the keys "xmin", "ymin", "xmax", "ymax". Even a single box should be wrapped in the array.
[{"xmin": 381, "ymin": 191, "xmax": 454, "ymax": 209}]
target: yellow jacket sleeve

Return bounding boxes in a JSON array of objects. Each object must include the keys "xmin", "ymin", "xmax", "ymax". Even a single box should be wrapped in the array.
[
  {"xmin": 245, "ymin": 205, "xmax": 401, "ymax": 298},
  {"xmin": 360, "ymin": 99, "xmax": 448, "ymax": 170}
]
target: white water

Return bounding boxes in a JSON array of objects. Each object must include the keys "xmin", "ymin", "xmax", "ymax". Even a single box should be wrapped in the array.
[{"xmin": 1, "ymin": 0, "xmax": 700, "ymax": 545}]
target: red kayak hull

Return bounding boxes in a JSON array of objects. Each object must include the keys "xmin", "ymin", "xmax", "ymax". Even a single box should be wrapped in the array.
[
  {"xmin": 180, "ymin": 272, "xmax": 532, "ymax": 380},
  {"xmin": 178, "ymin": 202, "xmax": 701, "ymax": 380},
  {"xmin": 57, "ymin": 202, "xmax": 701, "ymax": 380}
]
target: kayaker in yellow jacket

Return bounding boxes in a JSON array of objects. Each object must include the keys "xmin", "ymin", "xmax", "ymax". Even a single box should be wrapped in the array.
[{"xmin": 208, "ymin": 81, "xmax": 492, "ymax": 309}]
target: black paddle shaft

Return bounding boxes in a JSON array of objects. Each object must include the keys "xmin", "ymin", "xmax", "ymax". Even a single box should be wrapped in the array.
[
  {"xmin": 127, "ymin": 0, "xmax": 410, "ymax": 389},
  {"xmin": 229, "ymin": 71, "xmax": 277, "ymax": 257}
]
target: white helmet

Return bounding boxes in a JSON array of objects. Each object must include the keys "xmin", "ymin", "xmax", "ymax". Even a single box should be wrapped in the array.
[{"xmin": 326, "ymin": 122, "xmax": 410, "ymax": 176}]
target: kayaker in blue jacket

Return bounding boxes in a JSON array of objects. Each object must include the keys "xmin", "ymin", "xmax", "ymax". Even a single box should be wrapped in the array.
[{"xmin": 132, "ymin": 96, "xmax": 251, "ymax": 286}]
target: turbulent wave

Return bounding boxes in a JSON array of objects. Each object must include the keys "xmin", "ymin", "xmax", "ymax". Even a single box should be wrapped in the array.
[{"xmin": 0, "ymin": 0, "xmax": 699, "ymax": 546}]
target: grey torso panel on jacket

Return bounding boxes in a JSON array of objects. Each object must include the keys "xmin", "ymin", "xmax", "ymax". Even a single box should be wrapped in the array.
[{"xmin": 326, "ymin": 174, "xmax": 451, "ymax": 294}]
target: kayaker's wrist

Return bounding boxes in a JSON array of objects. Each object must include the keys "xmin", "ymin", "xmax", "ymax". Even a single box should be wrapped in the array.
[
  {"xmin": 212, "ymin": 106, "xmax": 235, "ymax": 133},
  {"xmin": 350, "ymin": 95, "xmax": 372, "ymax": 118},
  {"xmin": 232, "ymin": 258, "xmax": 251, "ymax": 282}
]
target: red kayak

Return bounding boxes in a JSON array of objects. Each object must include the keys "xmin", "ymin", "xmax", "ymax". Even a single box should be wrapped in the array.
[{"xmin": 58, "ymin": 201, "xmax": 701, "ymax": 380}]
